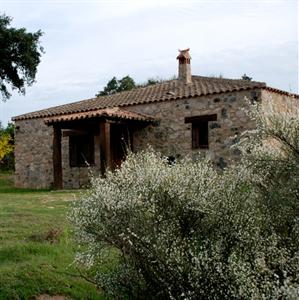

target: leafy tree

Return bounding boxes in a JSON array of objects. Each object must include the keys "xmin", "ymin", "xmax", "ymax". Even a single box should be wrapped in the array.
[
  {"xmin": 0, "ymin": 14, "xmax": 43, "ymax": 101},
  {"xmin": 141, "ymin": 78, "xmax": 162, "ymax": 86},
  {"xmin": 96, "ymin": 76, "xmax": 136, "ymax": 96},
  {"xmin": 96, "ymin": 76, "xmax": 174, "ymax": 97},
  {"xmin": 1, "ymin": 122, "xmax": 14, "ymax": 136},
  {"xmin": 144, "ymin": 78, "xmax": 158, "ymax": 85},
  {"xmin": 0, "ymin": 122, "xmax": 14, "ymax": 170},
  {"xmin": 117, "ymin": 75, "xmax": 136, "ymax": 92},
  {"xmin": 241, "ymin": 74, "xmax": 252, "ymax": 81},
  {"xmin": 0, "ymin": 134, "xmax": 13, "ymax": 161}
]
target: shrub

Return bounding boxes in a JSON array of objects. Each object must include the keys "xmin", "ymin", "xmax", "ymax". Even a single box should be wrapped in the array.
[
  {"xmin": 0, "ymin": 122, "xmax": 14, "ymax": 171},
  {"xmin": 70, "ymin": 97, "xmax": 299, "ymax": 299}
]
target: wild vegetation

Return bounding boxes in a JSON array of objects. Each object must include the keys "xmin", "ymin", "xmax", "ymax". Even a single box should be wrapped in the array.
[
  {"xmin": 0, "ymin": 122, "xmax": 14, "ymax": 171},
  {"xmin": 0, "ymin": 173, "xmax": 103, "ymax": 299},
  {"xmin": 71, "ymin": 97, "xmax": 299, "ymax": 299}
]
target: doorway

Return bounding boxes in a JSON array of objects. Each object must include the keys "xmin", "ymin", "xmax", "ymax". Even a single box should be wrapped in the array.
[{"xmin": 110, "ymin": 124, "xmax": 132, "ymax": 168}]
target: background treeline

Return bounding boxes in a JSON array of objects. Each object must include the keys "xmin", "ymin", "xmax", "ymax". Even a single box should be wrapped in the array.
[{"xmin": 0, "ymin": 122, "xmax": 14, "ymax": 171}]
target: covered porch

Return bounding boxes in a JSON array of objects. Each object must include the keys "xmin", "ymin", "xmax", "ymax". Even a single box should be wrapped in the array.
[{"xmin": 45, "ymin": 107, "xmax": 154, "ymax": 189}]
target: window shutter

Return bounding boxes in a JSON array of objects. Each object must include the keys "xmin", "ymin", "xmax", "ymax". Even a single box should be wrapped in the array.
[
  {"xmin": 187, "ymin": 114, "xmax": 217, "ymax": 150},
  {"xmin": 192, "ymin": 123, "xmax": 200, "ymax": 148}
]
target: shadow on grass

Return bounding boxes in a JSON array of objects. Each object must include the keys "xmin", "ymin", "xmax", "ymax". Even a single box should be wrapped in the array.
[
  {"xmin": 0, "ymin": 187, "xmax": 51, "ymax": 194},
  {"xmin": 0, "ymin": 243, "xmax": 55, "ymax": 265},
  {"xmin": 0, "ymin": 172, "xmax": 51, "ymax": 194}
]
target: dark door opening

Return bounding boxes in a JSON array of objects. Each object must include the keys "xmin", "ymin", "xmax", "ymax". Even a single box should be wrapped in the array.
[{"xmin": 110, "ymin": 124, "xmax": 132, "ymax": 168}]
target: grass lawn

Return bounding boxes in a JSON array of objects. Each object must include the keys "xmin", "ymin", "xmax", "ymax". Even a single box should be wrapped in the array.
[{"xmin": 0, "ymin": 172, "xmax": 103, "ymax": 300}]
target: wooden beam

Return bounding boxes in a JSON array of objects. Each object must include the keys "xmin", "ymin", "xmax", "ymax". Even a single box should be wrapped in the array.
[
  {"xmin": 99, "ymin": 121, "xmax": 111, "ymax": 175},
  {"xmin": 62, "ymin": 129, "xmax": 89, "ymax": 137},
  {"xmin": 53, "ymin": 126, "xmax": 63, "ymax": 189},
  {"xmin": 185, "ymin": 114, "xmax": 217, "ymax": 123}
]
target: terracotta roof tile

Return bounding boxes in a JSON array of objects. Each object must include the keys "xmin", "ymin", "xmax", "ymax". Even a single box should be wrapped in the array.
[
  {"xmin": 44, "ymin": 107, "xmax": 154, "ymax": 124},
  {"xmin": 13, "ymin": 76, "xmax": 267, "ymax": 121}
]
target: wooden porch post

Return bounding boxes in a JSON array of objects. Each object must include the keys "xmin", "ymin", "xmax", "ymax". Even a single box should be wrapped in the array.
[
  {"xmin": 99, "ymin": 120, "xmax": 111, "ymax": 175},
  {"xmin": 94, "ymin": 134, "xmax": 101, "ymax": 170},
  {"xmin": 53, "ymin": 125, "xmax": 63, "ymax": 189}
]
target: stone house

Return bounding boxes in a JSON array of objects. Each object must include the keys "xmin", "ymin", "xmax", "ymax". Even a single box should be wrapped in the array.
[{"xmin": 12, "ymin": 49, "xmax": 299, "ymax": 189}]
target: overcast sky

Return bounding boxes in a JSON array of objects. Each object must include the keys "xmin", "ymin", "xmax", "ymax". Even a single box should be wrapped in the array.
[{"xmin": 0, "ymin": 0, "xmax": 298, "ymax": 125}]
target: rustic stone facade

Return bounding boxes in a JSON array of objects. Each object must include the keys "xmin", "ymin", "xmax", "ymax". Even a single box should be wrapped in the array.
[
  {"xmin": 14, "ymin": 118, "xmax": 53, "ymax": 189},
  {"xmin": 14, "ymin": 88, "xmax": 270, "ymax": 189},
  {"xmin": 127, "ymin": 89, "xmax": 260, "ymax": 168},
  {"xmin": 13, "ymin": 48, "xmax": 298, "ymax": 189},
  {"xmin": 15, "ymin": 87, "xmax": 298, "ymax": 189}
]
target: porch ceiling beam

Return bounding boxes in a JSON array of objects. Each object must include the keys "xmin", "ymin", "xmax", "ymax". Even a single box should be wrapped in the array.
[{"xmin": 62, "ymin": 129, "xmax": 89, "ymax": 137}]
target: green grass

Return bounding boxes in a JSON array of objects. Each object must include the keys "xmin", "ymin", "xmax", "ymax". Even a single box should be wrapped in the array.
[{"xmin": 0, "ymin": 172, "xmax": 104, "ymax": 299}]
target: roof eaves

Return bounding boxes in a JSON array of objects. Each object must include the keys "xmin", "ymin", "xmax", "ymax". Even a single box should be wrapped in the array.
[
  {"xmin": 12, "ymin": 81, "xmax": 266, "ymax": 122},
  {"xmin": 262, "ymin": 86, "xmax": 299, "ymax": 99},
  {"xmin": 44, "ymin": 108, "xmax": 156, "ymax": 125}
]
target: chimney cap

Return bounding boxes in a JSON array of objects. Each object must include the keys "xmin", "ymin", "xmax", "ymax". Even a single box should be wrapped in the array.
[{"xmin": 177, "ymin": 48, "xmax": 191, "ymax": 60}]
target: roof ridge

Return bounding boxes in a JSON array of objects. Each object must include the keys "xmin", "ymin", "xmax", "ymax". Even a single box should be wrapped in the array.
[{"xmin": 192, "ymin": 75, "xmax": 266, "ymax": 86}]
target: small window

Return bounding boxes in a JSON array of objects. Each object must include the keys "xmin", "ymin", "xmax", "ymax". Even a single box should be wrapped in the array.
[
  {"xmin": 69, "ymin": 134, "xmax": 94, "ymax": 167},
  {"xmin": 185, "ymin": 114, "xmax": 217, "ymax": 149},
  {"xmin": 192, "ymin": 122, "xmax": 209, "ymax": 149}
]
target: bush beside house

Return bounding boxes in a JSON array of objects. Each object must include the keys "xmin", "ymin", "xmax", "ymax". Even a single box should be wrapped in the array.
[{"xmin": 71, "ymin": 98, "xmax": 299, "ymax": 299}]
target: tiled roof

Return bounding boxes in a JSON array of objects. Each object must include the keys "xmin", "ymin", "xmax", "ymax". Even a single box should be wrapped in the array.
[
  {"xmin": 13, "ymin": 76, "xmax": 267, "ymax": 121},
  {"xmin": 44, "ymin": 107, "xmax": 154, "ymax": 124}
]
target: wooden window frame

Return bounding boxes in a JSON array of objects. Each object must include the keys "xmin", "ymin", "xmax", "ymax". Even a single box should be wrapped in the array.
[
  {"xmin": 185, "ymin": 114, "xmax": 217, "ymax": 149},
  {"xmin": 69, "ymin": 134, "xmax": 95, "ymax": 168}
]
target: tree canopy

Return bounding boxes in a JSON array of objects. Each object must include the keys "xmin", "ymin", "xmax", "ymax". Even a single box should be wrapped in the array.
[
  {"xmin": 95, "ymin": 76, "xmax": 166, "ymax": 97},
  {"xmin": 95, "ymin": 76, "xmax": 136, "ymax": 96},
  {"xmin": 241, "ymin": 73, "xmax": 252, "ymax": 81},
  {"xmin": 0, "ymin": 14, "xmax": 43, "ymax": 101},
  {"xmin": 0, "ymin": 122, "xmax": 14, "ymax": 170}
]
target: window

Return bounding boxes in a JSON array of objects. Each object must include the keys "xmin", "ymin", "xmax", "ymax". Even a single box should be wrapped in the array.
[
  {"xmin": 192, "ymin": 122, "xmax": 208, "ymax": 149},
  {"xmin": 185, "ymin": 114, "xmax": 217, "ymax": 149},
  {"xmin": 69, "ymin": 134, "xmax": 94, "ymax": 167}
]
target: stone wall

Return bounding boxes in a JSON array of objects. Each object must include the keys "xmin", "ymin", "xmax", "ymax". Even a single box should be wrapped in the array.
[
  {"xmin": 14, "ymin": 118, "xmax": 53, "ymax": 188},
  {"xmin": 16, "ymin": 88, "xmax": 297, "ymax": 189},
  {"xmin": 261, "ymin": 89, "xmax": 299, "ymax": 112},
  {"xmin": 14, "ymin": 119, "xmax": 100, "ymax": 189},
  {"xmin": 61, "ymin": 134, "xmax": 100, "ymax": 189},
  {"xmin": 126, "ymin": 89, "xmax": 261, "ymax": 168}
]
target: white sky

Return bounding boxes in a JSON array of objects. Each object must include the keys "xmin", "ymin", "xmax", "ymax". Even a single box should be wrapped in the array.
[{"xmin": 0, "ymin": 0, "xmax": 298, "ymax": 125}]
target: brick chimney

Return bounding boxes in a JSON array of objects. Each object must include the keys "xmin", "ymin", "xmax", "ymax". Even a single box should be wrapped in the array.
[{"xmin": 177, "ymin": 48, "xmax": 192, "ymax": 84}]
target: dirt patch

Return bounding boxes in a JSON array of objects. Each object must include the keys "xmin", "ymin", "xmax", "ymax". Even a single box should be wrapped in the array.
[{"xmin": 41, "ymin": 194, "xmax": 76, "ymax": 203}]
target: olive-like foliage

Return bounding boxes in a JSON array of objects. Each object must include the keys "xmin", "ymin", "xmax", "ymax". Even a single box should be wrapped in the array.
[{"xmin": 0, "ymin": 14, "xmax": 43, "ymax": 101}]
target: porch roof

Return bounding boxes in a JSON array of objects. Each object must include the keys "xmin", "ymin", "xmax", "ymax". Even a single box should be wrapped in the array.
[{"xmin": 44, "ymin": 107, "xmax": 155, "ymax": 125}]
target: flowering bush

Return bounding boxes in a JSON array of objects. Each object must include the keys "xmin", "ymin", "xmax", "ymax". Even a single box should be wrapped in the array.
[
  {"xmin": 70, "ymin": 97, "xmax": 299, "ymax": 299},
  {"xmin": 0, "ymin": 122, "xmax": 14, "ymax": 170}
]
